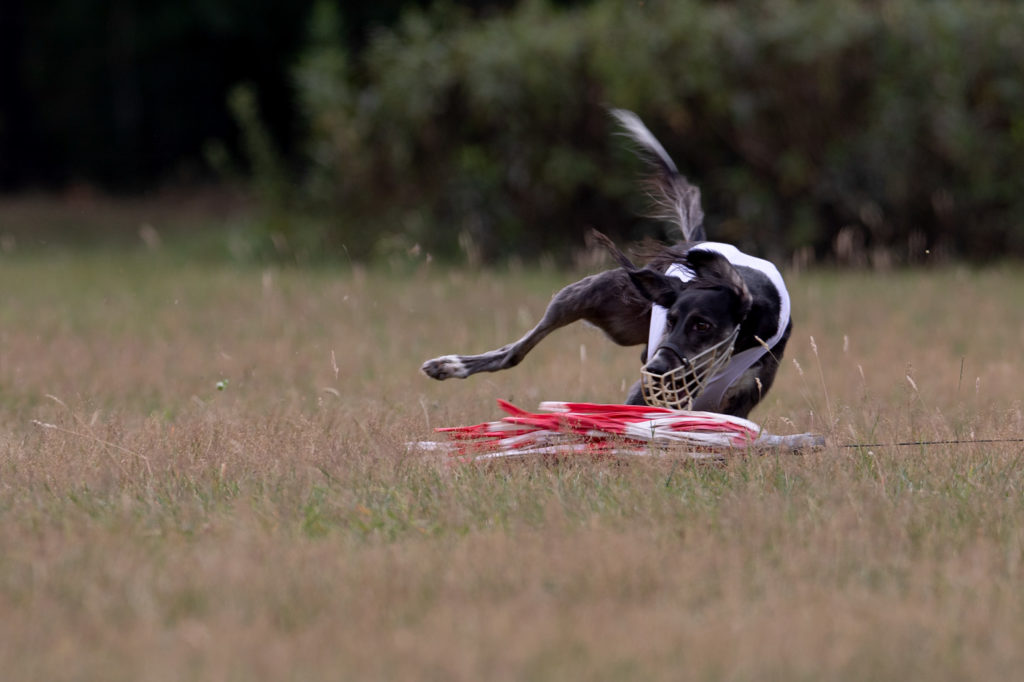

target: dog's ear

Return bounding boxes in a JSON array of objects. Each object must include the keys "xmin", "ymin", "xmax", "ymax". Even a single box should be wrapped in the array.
[
  {"xmin": 685, "ymin": 250, "xmax": 753, "ymax": 317},
  {"xmin": 628, "ymin": 269, "xmax": 684, "ymax": 308}
]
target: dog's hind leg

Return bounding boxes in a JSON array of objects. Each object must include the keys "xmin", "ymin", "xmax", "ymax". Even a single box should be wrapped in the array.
[{"xmin": 421, "ymin": 269, "xmax": 650, "ymax": 380}]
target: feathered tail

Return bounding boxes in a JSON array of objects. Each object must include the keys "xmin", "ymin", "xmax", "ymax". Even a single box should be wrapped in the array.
[{"xmin": 610, "ymin": 109, "xmax": 706, "ymax": 242}]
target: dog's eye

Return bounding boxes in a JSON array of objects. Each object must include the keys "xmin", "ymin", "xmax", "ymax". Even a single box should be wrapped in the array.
[
  {"xmin": 690, "ymin": 319, "xmax": 711, "ymax": 333},
  {"xmin": 666, "ymin": 313, "xmax": 678, "ymax": 328}
]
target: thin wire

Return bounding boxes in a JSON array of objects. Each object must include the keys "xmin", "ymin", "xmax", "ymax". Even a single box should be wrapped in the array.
[{"xmin": 840, "ymin": 438, "xmax": 1024, "ymax": 449}]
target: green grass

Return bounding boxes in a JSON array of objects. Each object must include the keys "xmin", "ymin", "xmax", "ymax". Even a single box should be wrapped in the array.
[{"xmin": 1, "ymin": 245, "xmax": 1023, "ymax": 680}]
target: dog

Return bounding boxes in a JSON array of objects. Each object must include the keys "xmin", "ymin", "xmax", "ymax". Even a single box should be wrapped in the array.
[{"xmin": 421, "ymin": 110, "xmax": 791, "ymax": 419}]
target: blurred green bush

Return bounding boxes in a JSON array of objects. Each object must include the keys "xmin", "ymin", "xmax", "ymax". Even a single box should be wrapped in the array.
[{"xmin": 287, "ymin": 0, "xmax": 1024, "ymax": 264}]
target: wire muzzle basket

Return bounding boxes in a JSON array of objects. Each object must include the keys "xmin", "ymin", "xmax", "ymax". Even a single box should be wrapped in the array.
[{"xmin": 640, "ymin": 327, "xmax": 738, "ymax": 410}]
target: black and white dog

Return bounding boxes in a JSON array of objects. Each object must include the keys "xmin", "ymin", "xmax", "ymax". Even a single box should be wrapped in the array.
[{"xmin": 421, "ymin": 110, "xmax": 791, "ymax": 419}]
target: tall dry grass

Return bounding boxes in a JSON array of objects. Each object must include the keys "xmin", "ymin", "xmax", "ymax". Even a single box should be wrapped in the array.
[{"xmin": 1, "ymin": 251, "xmax": 1023, "ymax": 680}]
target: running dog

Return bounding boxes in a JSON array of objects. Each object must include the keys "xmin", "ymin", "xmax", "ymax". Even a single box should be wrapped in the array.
[{"xmin": 421, "ymin": 110, "xmax": 791, "ymax": 419}]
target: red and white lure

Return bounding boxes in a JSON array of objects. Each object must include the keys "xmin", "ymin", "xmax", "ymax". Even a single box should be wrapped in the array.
[{"xmin": 414, "ymin": 400, "xmax": 823, "ymax": 462}]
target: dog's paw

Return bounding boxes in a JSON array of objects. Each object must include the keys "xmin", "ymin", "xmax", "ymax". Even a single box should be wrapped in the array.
[{"xmin": 420, "ymin": 355, "xmax": 469, "ymax": 380}]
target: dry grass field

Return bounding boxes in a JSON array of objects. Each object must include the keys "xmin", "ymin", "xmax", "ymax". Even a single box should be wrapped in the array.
[{"xmin": 2, "ymin": 247, "xmax": 1024, "ymax": 680}]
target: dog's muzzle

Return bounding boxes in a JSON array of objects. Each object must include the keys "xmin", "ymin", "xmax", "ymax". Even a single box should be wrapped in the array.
[{"xmin": 640, "ymin": 327, "xmax": 739, "ymax": 410}]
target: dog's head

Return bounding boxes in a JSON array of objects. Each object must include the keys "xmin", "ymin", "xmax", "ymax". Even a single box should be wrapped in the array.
[{"xmin": 629, "ymin": 250, "xmax": 752, "ymax": 409}]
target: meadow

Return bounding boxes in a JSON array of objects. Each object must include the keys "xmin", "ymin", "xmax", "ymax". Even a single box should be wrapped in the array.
[{"xmin": 1, "ymin": 242, "xmax": 1023, "ymax": 680}]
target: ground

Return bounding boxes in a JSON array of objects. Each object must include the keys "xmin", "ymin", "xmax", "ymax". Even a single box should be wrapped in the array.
[{"xmin": 1, "ymin": 237, "xmax": 1023, "ymax": 680}]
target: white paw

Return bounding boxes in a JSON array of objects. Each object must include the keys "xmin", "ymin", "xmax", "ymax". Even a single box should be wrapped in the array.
[{"xmin": 420, "ymin": 355, "xmax": 469, "ymax": 380}]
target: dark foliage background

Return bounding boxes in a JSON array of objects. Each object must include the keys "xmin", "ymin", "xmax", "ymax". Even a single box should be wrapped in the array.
[
  {"xmin": 292, "ymin": 0, "xmax": 1024, "ymax": 264},
  {"xmin": 0, "ymin": 0, "xmax": 518, "ymax": 189},
  {"xmin": 1, "ymin": 0, "xmax": 1022, "ymax": 264}
]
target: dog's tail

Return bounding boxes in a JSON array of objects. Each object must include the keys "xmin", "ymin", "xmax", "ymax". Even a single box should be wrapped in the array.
[
  {"xmin": 589, "ymin": 229, "xmax": 638, "ymax": 271},
  {"xmin": 610, "ymin": 109, "xmax": 706, "ymax": 242}
]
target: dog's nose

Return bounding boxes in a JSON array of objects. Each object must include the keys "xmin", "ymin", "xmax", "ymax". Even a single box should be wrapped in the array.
[{"xmin": 644, "ymin": 350, "xmax": 677, "ymax": 376}]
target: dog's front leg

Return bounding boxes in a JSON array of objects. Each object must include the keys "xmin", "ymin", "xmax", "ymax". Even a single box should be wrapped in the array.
[
  {"xmin": 624, "ymin": 379, "xmax": 645, "ymax": 405},
  {"xmin": 421, "ymin": 269, "xmax": 650, "ymax": 380}
]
